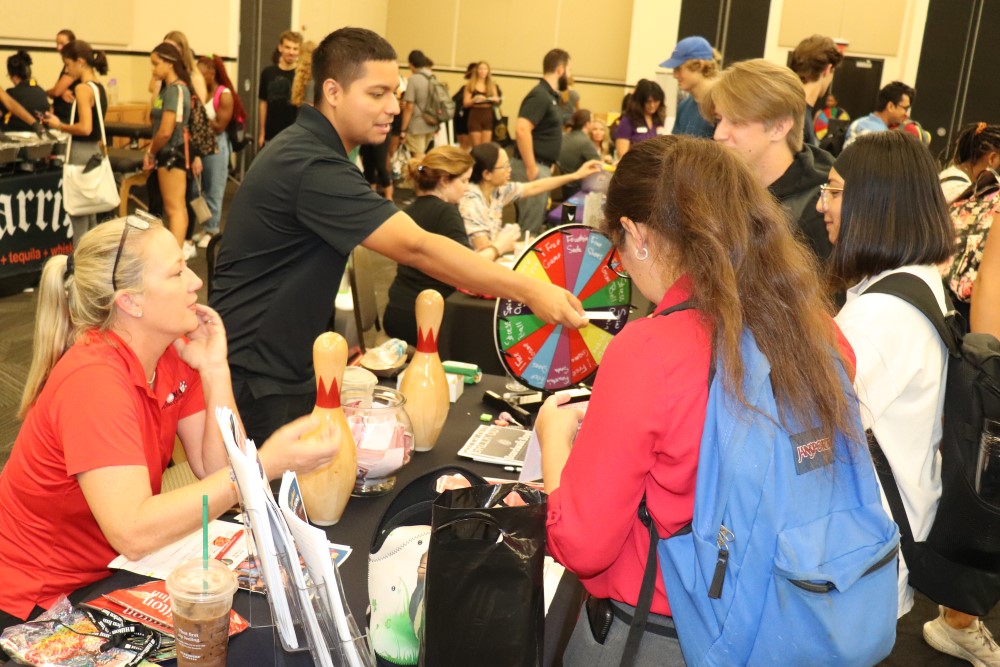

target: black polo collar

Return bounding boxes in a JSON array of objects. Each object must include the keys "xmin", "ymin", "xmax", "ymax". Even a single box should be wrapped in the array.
[{"xmin": 296, "ymin": 104, "xmax": 348, "ymax": 157}]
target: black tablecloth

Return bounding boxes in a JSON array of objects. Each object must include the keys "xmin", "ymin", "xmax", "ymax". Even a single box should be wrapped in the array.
[
  {"xmin": 74, "ymin": 374, "xmax": 583, "ymax": 666},
  {"xmin": 439, "ymin": 291, "xmax": 507, "ymax": 376}
]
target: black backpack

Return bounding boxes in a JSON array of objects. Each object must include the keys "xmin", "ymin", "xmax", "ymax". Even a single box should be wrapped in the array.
[{"xmin": 864, "ymin": 272, "xmax": 1000, "ymax": 616}]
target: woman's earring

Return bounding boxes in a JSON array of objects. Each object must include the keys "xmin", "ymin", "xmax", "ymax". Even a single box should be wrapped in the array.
[{"xmin": 634, "ymin": 246, "xmax": 649, "ymax": 261}]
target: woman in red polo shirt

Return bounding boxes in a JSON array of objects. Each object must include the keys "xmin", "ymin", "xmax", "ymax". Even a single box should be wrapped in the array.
[
  {"xmin": 536, "ymin": 136, "xmax": 858, "ymax": 662},
  {"xmin": 0, "ymin": 215, "xmax": 339, "ymax": 630}
]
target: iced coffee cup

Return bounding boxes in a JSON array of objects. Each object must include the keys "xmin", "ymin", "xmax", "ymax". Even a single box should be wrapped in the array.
[{"xmin": 166, "ymin": 558, "xmax": 238, "ymax": 667}]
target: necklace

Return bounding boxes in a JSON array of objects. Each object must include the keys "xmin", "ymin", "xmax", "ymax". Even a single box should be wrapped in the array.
[{"xmin": 147, "ymin": 370, "xmax": 156, "ymax": 387}]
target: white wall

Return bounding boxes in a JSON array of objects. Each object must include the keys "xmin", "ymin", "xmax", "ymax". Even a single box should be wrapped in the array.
[
  {"xmin": 0, "ymin": 0, "xmax": 241, "ymax": 105},
  {"xmin": 763, "ymin": 0, "xmax": 928, "ymax": 88}
]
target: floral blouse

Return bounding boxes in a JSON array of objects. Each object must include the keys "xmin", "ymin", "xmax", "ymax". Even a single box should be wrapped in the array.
[{"xmin": 948, "ymin": 188, "xmax": 1000, "ymax": 302}]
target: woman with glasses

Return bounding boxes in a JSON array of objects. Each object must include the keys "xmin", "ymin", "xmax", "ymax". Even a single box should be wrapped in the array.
[
  {"xmin": 459, "ymin": 142, "xmax": 600, "ymax": 252},
  {"xmin": 0, "ymin": 216, "xmax": 339, "ymax": 632},
  {"xmin": 818, "ymin": 133, "xmax": 995, "ymax": 663},
  {"xmin": 536, "ymin": 135, "xmax": 857, "ymax": 662}
]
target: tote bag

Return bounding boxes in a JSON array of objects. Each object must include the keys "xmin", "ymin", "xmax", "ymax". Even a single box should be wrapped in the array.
[{"xmin": 63, "ymin": 82, "xmax": 120, "ymax": 216}]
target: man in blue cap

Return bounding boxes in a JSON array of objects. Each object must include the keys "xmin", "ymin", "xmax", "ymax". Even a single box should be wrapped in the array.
[{"xmin": 661, "ymin": 36, "xmax": 718, "ymax": 138}]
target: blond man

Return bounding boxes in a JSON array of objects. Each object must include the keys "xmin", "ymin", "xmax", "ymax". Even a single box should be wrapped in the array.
[{"xmin": 701, "ymin": 58, "xmax": 835, "ymax": 260}]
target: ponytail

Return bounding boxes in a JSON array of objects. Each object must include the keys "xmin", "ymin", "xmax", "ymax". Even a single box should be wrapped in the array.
[
  {"xmin": 18, "ymin": 217, "xmax": 161, "ymax": 419},
  {"xmin": 61, "ymin": 40, "xmax": 109, "ymax": 76},
  {"xmin": 19, "ymin": 255, "xmax": 74, "ymax": 419}
]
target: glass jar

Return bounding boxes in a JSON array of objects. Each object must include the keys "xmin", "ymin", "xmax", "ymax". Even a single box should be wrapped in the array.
[{"xmin": 344, "ymin": 387, "xmax": 415, "ymax": 495}]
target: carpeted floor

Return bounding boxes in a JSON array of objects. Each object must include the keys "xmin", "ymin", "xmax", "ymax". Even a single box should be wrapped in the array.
[{"xmin": 0, "ymin": 180, "xmax": 993, "ymax": 665}]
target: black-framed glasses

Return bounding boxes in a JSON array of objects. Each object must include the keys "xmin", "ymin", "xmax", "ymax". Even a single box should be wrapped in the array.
[
  {"xmin": 819, "ymin": 183, "xmax": 844, "ymax": 211},
  {"xmin": 111, "ymin": 212, "xmax": 154, "ymax": 292},
  {"xmin": 606, "ymin": 249, "xmax": 628, "ymax": 279}
]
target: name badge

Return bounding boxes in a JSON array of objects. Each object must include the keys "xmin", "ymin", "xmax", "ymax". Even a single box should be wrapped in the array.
[{"xmin": 637, "ymin": 127, "xmax": 649, "ymax": 133}]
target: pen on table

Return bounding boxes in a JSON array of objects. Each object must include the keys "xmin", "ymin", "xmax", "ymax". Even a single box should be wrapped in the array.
[{"xmin": 503, "ymin": 466, "xmax": 522, "ymax": 472}]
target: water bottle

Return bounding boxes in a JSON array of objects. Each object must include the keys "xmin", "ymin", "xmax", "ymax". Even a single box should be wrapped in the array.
[
  {"xmin": 107, "ymin": 78, "xmax": 119, "ymax": 106},
  {"xmin": 363, "ymin": 338, "xmax": 407, "ymax": 368},
  {"xmin": 975, "ymin": 419, "xmax": 1000, "ymax": 506}
]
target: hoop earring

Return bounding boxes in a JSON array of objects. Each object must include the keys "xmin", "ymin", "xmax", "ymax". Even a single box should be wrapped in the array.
[{"xmin": 634, "ymin": 246, "xmax": 648, "ymax": 261}]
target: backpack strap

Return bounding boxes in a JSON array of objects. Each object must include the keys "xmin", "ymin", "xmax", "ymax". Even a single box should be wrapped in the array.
[
  {"xmin": 653, "ymin": 300, "xmax": 693, "ymax": 318},
  {"xmin": 621, "ymin": 495, "xmax": 662, "ymax": 666},
  {"xmin": 862, "ymin": 272, "xmax": 962, "ymax": 357},
  {"xmin": 867, "ymin": 430, "xmax": 917, "ymax": 555},
  {"xmin": 620, "ymin": 300, "xmax": 693, "ymax": 666}
]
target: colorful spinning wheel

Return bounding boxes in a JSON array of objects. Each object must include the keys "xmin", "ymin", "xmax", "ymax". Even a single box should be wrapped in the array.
[
  {"xmin": 815, "ymin": 106, "xmax": 850, "ymax": 140},
  {"xmin": 494, "ymin": 224, "xmax": 632, "ymax": 391}
]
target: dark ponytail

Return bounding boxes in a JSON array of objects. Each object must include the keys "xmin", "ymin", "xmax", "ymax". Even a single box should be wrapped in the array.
[
  {"xmin": 61, "ymin": 40, "xmax": 109, "ymax": 75},
  {"xmin": 469, "ymin": 142, "xmax": 502, "ymax": 184},
  {"xmin": 7, "ymin": 50, "xmax": 32, "ymax": 79}
]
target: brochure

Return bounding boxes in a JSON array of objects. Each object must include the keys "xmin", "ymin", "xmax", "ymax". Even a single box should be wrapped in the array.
[{"xmin": 457, "ymin": 425, "xmax": 532, "ymax": 466}]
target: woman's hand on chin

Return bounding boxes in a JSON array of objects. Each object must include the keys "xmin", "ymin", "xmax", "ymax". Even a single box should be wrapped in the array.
[{"xmin": 173, "ymin": 304, "xmax": 229, "ymax": 372}]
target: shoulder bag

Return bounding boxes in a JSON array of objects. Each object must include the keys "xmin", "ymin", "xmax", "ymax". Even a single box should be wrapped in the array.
[{"xmin": 63, "ymin": 81, "xmax": 120, "ymax": 216}]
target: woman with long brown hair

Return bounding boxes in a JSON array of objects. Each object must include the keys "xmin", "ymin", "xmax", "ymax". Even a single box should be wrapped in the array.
[
  {"xmin": 537, "ymin": 135, "xmax": 857, "ymax": 662},
  {"xmin": 463, "ymin": 61, "xmax": 501, "ymax": 147},
  {"xmin": 144, "ymin": 42, "xmax": 192, "ymax": 249}
]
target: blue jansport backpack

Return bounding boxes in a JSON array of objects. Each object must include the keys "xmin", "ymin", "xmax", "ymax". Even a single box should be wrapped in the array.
[{"xmin": 623, "ymin": 312, "xmax": 900, "ymax": 667}]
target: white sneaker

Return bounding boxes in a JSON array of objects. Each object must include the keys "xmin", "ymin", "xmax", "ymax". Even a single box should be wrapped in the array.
[
  {"xmin": 183, "ymin": 240, "xmax": 197, "ymax": 260},
  {"xmin": 197, "ymin": 232, "xmax": 214, "ymax": 248},
  {"xmin": 923, "ymin": 606, "xmax": 1000, "ymax": 667}
]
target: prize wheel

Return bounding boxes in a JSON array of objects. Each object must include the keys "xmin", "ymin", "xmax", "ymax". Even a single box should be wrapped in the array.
[
  {"xmin": 494, "ymin": 224, "xmax": 631, "ymax": 391},
  {"xmin": 815, "ymin": 106, "xmax": 849, "ymax": 140}
]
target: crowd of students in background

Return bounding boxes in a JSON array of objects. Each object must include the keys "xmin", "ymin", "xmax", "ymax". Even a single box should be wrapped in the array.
[{"xmin": 0, "ymin": 23, "xmax": 998, "ymax": 665}]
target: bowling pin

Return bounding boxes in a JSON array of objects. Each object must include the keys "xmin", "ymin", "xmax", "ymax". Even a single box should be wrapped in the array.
[
  {"xmin": 297, "ymin": 332, "xmax": 358, "ymax": 526},
  {"xmin": 400, "ymin": 290, "xmax": 450, "ymax": 451}
]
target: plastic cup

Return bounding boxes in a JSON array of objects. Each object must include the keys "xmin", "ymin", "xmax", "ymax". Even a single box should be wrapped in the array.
[
  {"xmin": 342, "ymin": 366, "xmax": 379, "ymax": 408},
  {"xmin": 166, "ymin": 558, "xmax": 238, "ymax": 667}
]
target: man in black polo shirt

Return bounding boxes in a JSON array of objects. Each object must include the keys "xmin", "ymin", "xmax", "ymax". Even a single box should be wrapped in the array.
[
  {"xmin": 511, "ymin": 48, "xmax": 571, "ymax": 235},
  {"xmin": 211, "ymin": 28, "xmax": 586, "ymax": 446}
]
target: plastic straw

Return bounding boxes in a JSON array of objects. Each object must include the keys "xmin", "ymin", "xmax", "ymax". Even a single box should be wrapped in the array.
[{"xmin": 202, "ymin": 494, "xmax": 209, "ymax": 565}]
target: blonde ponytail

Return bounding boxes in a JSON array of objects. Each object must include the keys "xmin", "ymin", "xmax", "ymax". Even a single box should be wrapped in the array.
[
  {"xmin": 19, "ymin": 256, "xmax": 74, "ymax": 419},
  {"xmin": 17, "ymin": 217, "xmax": 161, "ymax": 419}
]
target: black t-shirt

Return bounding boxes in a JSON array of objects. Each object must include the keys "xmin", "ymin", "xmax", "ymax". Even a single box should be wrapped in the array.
[
  {"xmin": 384, "ymin": 196, "xmax": 471, "ymax": 343},
  {"xmin": 74, "ymin": 82, "xmax": 108, "ymax": 143},
  {"xmin": 51, "ymin": 70, "xmax": 78, "ymax": 123},
  {"xmin": 210, "ymin": 104, "xmax": 398, "ymax": 395},
  {"xmin": 514, "ymin": 79, "xmax": 563, "ymax": 165},
  {"xmin": 803, "ymin": 104, "xmax": 818, "ymax": 147},
  {"xmin": 258, "ymin": 65, "xmax": 298, "ymax": 141},
  {"xmin": 3, "ymin": 80, "xmax": 50, "ymax": 131}
]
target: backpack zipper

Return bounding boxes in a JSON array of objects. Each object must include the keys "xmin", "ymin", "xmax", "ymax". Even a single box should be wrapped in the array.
[{"xmin": 708, "ymin": 525, "xmax": 734, "ymax": 599}]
